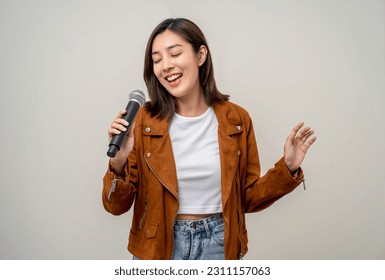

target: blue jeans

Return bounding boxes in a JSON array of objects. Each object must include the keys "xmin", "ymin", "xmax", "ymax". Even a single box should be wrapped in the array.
[
  {"xmin": 172, "ymin": 213, "xmax": 225, "ymax": 260},
  {"xmin": 133, "ymin": 213, "xmax": 225, "ymax": 260}
]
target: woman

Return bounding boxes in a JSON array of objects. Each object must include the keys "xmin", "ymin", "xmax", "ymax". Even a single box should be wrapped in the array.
[{"xmin": 102, "ymin": 18, "xmax": 316, "ymax": 260}]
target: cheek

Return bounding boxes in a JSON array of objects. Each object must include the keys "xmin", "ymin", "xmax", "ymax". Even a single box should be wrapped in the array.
[{"xmin": 190, "ymin": 65, "xmax": 201, "ymax": 81}]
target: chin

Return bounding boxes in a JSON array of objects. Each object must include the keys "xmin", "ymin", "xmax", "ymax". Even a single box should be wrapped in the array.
[{"xmin": 166, "ymin": 87, "xmax": 185, "ymax": 98}]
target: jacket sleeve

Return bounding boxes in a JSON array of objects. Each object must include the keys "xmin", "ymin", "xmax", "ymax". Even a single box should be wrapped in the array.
[
  {"xmin": 102, "ymin": 147, "xmax": 138, "ymax": 216},
  {"xmin": 243, "ymin": 117, "xmax": 304, "ymax": 213}
]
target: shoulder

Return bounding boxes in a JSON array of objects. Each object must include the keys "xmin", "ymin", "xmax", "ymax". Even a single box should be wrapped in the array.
[
  {"xmin": 135, "ymin": 104, "xmax": 169, "ymax": 134},
  {"xmin": 135, "ymin": 103, "xmax": 161, "ymax": 123},
  {"xmin": 136, "ymin": 104, "xmax": 150, "ymax": 121},
  {"xmin": 215, "ymin": 100, "xmax": 250, "ymax": 114},
  {"xmin": 214, "ymin": 100, "xmax": 252, "ymax": 124}
]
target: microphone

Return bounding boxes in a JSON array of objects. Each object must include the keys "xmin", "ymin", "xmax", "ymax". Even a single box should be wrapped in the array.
[{"xmin": 107, "ymin": 90, "xmax": 146, "ymax": 158}]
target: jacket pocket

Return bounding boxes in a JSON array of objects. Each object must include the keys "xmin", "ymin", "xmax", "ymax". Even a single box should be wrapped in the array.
[{"xmin": 143, "ymin": 221, "xmax": 158, "ymax": 239}]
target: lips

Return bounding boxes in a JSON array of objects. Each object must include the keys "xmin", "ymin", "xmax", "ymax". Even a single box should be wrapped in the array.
[{"xmin": 165, "ymin": 73, "xmax": 182, "ymax": 83}]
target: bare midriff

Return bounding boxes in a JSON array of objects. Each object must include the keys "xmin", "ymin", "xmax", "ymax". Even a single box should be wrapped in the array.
[{"xmin": 175, "ymin": 213, "xmax": 217, "ymax": 221}]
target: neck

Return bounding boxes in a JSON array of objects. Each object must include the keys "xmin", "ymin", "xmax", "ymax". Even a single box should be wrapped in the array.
[{"xmin": 175, "ymin": 91, "xmax": 208, "ymax": 117}]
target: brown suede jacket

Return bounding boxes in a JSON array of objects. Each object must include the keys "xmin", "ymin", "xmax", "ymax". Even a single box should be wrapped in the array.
[{"xmin": 102, "ymin": 100, "xmax": 304, "ymax": 259}]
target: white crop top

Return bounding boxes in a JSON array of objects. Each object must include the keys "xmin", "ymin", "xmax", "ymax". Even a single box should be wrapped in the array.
[{"xmin": 169, "ymin": 107, "xmax": 222, "ymax": 214}]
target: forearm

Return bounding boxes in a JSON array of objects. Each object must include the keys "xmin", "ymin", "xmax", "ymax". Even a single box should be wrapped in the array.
[
  {"xmin": 102, "ymin": 159, "xmax": 136, "ymax": 215},
  {"xmin": 244, "ymin": 157, "xmax": 304, "ymax": 213}
]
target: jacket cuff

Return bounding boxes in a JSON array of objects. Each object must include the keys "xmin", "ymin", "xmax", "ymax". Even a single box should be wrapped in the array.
[
  {"xmin": 108, "ymin": 159, "xmax": 129, "ymax": 181},
  {"xmin": 277, "ymin": 157, "xmax": 304, "ymax": 183}
]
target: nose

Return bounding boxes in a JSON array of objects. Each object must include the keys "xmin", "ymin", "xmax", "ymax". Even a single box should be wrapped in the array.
[{"xmin": 161, "ymin": 56, "xmax": 174, "ymax": 72}]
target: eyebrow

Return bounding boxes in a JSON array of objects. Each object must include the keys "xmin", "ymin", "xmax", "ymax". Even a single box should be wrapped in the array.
[{"xmin": 151, "ymin": 44, "xmax": 183, "ymax": 56}]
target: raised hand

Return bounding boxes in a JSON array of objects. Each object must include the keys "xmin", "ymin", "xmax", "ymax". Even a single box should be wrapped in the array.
[
  {"xmin": 108, "ymin": 109, "xmax": 135, "ymax": 173},
  {"xmin": 284, "ymin": 122, "xmax": 317, "ymax": 173}
]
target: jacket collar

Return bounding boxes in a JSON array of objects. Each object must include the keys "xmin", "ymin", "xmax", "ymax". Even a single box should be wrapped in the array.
[
  {"xmin": 214, "ymin": 101, "xmax": 244, "ymax": 136},
  {"xmin": 143, "ymin": 101, "xmax": 244, "ymax": 135}
]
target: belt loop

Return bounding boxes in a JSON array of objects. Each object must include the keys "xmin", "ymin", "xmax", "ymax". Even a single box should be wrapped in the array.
[{"xmin": 203, "ymin": 218, "xmax": 211, "ymax": 238}]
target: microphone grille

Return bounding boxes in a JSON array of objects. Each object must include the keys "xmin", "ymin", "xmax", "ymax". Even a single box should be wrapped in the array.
[{"xmin": 129, "ymin": 90, "xmax": 146, "ymax": 106}]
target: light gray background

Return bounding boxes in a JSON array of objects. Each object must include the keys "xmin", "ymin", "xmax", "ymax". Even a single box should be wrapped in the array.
[{"xmin": 1, "ymin": 0, "xmax": 384, "ymax": 259}]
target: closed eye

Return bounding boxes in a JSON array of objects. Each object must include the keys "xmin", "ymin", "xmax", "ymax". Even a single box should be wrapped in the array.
[{"xmin": 171, "ymin": 53, "xmax": 181, "ymax": 58}]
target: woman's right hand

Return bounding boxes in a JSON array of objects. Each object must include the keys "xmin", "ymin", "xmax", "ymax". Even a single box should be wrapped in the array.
[{"xmin": 108, "ymin": 109, "xmax": 135, "ymax": 173}]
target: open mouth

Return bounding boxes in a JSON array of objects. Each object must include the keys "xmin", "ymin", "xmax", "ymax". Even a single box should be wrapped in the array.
[{"xmin": 165, "ymin": 73, "xmax": 182, "ymax": 83}]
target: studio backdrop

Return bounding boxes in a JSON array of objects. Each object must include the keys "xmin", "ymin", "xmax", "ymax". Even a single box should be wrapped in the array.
[{"xmin": 0, "ymin": 0, "xmax": 384, "ymax": 259}]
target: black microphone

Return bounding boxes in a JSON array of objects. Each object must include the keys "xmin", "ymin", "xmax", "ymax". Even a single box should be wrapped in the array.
[{"xmin": 107, "ymin": 90, "xmax": 146, "ymax": 158}]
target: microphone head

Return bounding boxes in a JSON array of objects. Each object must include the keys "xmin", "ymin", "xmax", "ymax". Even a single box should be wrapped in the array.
[{"xmin": 129, "ymin": 90, "xmax": 146, "ymax": 106}]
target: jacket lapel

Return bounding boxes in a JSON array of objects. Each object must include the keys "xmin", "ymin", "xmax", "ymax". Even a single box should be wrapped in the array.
[
  {"xmin": 214, "ymin": 102, "xmax": 244, "ymax": 206},
  {"xmin": 142, "ymin": 117, "xmax": 179, "ymax": 200}
]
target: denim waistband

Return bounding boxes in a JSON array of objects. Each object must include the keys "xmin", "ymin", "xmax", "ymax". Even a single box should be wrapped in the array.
[{"xmin": 174, "ymin": 213, "xmax": 223, "ymax": 232}]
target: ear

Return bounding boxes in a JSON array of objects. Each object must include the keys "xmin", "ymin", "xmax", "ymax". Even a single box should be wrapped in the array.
[{"xmin": 197, "ymin": 45, "xmax": 208, "ymax": 66}]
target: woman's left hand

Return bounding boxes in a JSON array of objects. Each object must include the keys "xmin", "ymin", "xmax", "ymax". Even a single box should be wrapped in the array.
[{"xmin": 284, "ymin": 122, "xmax": 317, "ymax": 173}]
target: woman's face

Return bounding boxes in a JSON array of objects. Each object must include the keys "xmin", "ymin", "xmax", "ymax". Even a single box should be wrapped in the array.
[{"xmin": 151, "ymin": 30, "xmax": 207, "ymax": 101}]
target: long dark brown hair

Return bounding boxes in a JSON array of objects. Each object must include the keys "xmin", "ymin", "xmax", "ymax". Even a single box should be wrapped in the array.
[{"xmin": 143, "ymin": 18, "xmax": 229, "ymax": 120}]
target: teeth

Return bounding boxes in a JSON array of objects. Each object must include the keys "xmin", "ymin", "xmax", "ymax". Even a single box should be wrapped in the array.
[{"xmin": 166, "ymin": 74, "xmax": 181, "ymax": 82}]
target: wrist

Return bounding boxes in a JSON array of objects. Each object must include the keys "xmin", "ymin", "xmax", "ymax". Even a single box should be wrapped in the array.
[
  {"xmin": 285, "ymin": 162, "xmax": 298, "ymax": 174},
  {"xmin": 290, "ymin": 168, "xmax": 299, "ymax": 176},
  {"xmin": 110, "ymin": 157, "xmax": 127, "ymax": 175}
]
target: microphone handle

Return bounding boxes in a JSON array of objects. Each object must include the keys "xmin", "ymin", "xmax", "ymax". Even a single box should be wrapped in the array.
[{"xmin": 107, "ymin": 101, "xmax": 140, "ymax": 158}]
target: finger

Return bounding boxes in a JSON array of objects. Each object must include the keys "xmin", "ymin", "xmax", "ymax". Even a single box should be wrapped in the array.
[
  {"xmin": 305, "ymin": 136, "xmax": 317, "ymax": 147},
  {"xmin": 108, "ymin": 117, "xmax": 129, "ymax": 137},
  {"xmin": 114, "ymin": 117, "xmax": 129, "ymax": 126},
  {"xmin": 108, "ymin": 128, "xmax": 123, "ymax": 141},
  {"xmin": 297, "ymin": 127, "xmax": 311, "ymax": 140},
  {"xmin": 116, "ymin": 109, "xmax": 127, "ymax": 118},
  {"xmin": 300, "ymin": 136, "xmax": 317, "ymax": 153},
  {"xmin": 301, "ymin": 129, "xmax": 314, "ymax": 143},
  {"xmin": 108, "ymin": 109, "xmax": 128, "ymax": 140},
  {"xmin": 111, "ymin": 122, "xmax": 127, "ymax": 132},
  {"xmin": 287, "ymin": 122, "xmax": 304, "ymax": 141},
  {"xmin": 109, "ymin": 128, "xmax": 123, "ymax": 135}
]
